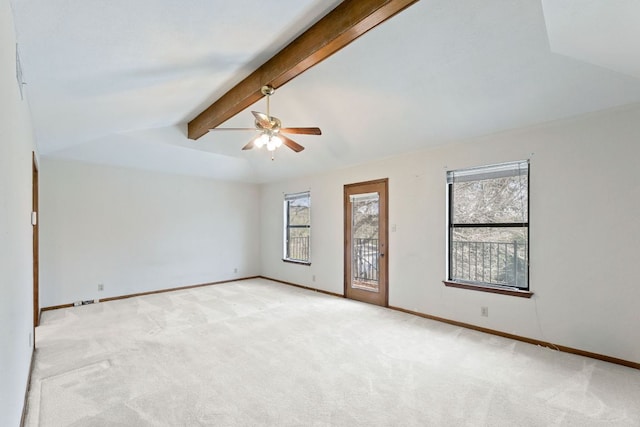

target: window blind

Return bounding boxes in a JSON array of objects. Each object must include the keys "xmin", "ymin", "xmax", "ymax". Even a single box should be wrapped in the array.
[
  {"xmin": 285, "ymin": 191, "xmax": 310, "ymax": 202},
  {"xmin": 447, "ymin": 160, "xmax": 529, "ymax": 184},
  {"xmin": 349, "ymin": 192, "xmax": 379, "ymax": 202}
]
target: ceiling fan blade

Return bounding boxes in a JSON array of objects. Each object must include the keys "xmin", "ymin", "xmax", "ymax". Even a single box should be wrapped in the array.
[
  {"xmin": 280, "ymin": 127, "xmax": 322, "ymax": 135},
  {"xmin": 242, "ymin": 134, "xmax": 262, "ymax": 150},
  {"xmin": 280, "ymin": 135, "xmax": 305, "ymax": 152},
  {"xmin": 252, "ymin": 111, "xmax": 271, "ymax": 129},
  {"xmin": 209, "ymin": 128, "xmax": 257, "ymax": 131}
]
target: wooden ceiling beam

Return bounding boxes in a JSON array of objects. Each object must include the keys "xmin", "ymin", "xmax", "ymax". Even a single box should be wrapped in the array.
[{"xmin": 187, "ymin": 0, "xmax": 419, "ymax": 140}]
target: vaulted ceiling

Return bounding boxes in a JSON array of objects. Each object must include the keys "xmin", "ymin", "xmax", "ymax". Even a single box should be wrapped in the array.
[{"xmin": 12, "ymin": 0, "xmax": 640, "ymax": 183}]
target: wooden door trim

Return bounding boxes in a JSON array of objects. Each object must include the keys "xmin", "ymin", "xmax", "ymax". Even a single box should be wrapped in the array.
[
  {"xmin": 32, "ymin": 152, "xmax": 39, "ymax": 328},
  {"xmin": 343, "ymin": 178, "xmax": 389, "ymax": 307}
]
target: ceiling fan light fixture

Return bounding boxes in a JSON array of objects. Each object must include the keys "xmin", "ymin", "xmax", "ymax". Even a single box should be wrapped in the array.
[
  {"xmin": 208, "ymin": 84, "xmax": 320, "ymax": 155},
  {"xmin": 255, "ymin": 133, "xmax": 269, "ymax": 148},
  {"xmin": 266, "ymin": 137, "xmax": 278, "ymax": 151}
]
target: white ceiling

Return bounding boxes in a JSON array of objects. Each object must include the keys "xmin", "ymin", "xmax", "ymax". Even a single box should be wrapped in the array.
[{"xmin": 12, "ymin": 0, "xmax": 640, "ymax": 183}]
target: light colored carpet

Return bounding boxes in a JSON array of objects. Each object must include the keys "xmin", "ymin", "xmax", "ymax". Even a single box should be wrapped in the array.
[{"xmin": 26, "ymin": 278, "xmax": 640, "ymax": 426}]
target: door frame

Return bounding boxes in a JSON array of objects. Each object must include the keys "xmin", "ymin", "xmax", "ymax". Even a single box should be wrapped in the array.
[
  {"xmin": 32, "ymin": 152, "xmax": 39, "ymax": 328},
  {"xmin": 343, "ymin": 178, "xmax": 389, "ymax": 307}
]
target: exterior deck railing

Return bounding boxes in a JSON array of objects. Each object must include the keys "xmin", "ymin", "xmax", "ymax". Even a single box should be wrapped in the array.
[
  {"xmin": 288, "ymin": 236, "xmax": 309, "ymax": 261},
  {"xmin": 451, "ymin": 240, "xmax": 528, "ymax": 288},
  {"xmin": 354, "ymin": 238, "xmax": 379, "ymax": 282}
]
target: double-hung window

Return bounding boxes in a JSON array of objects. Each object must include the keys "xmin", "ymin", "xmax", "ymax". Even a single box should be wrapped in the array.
[
  {"xmin": 446, "ymin": 160, "xmax": 529, "ymax": 291},
  {"xmin": 284, "ymin": 191, "xmax": 311, "ymax": 264}
]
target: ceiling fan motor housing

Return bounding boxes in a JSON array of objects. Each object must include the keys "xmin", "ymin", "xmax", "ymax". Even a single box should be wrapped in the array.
[
  {"xmin": 209, "ymin": 84, "xmax": 318, "ymax": 154},
  {"xmin": 255, "ymin": 116, "xmax": 281, "ymax": 132}
]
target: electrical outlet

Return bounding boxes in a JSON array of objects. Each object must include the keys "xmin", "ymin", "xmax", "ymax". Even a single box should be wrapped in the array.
[
  {"xmin": 29, "ymin": 332, "xmax": 32, "ymax": 347},
  {"xmin": 233, "ymin": 268, "xmax": 238, "ymax": 274},
  {"xmin": 481, "ymin": 306, "xmax": 489, "ymax": 317},
  {"xmin": 312, "ymin": 274, "xmax": 316, "ymax": 282},
  {"xmin": 98, "ymin": 283, "xmax": 104, "ymax": 291}
]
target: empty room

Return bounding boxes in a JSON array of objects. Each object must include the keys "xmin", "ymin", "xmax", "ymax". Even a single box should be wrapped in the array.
[{"xmin": 2, "ymin": 0, "xmax": 640, "ymax": 426}]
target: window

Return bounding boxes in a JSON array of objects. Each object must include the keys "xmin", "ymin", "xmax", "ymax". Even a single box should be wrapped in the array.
[
  {"xmin": 284, "ymin": 191, "xmax": 311, "ymax": 263},
  {"xmin": 446, "ymin": 161, "xmax": 529, "ymax": 291}
]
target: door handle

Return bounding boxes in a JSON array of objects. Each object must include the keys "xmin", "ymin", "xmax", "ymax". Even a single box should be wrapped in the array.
[{"xmin": 380, "ymin": 253, "xmax": 385, "ymax": 257}]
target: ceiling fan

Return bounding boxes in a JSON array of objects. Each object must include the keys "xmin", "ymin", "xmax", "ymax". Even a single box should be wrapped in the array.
[{"xmin": 209, "ymin": 85, "xmax": 321, "ymax": 155}]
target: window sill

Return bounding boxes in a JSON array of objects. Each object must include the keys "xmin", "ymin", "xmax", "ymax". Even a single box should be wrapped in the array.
[
  {"xmin": 282, "ymin": 259, "xmax": 311, "ymax": 266},
  {"xmin": 443, "ymin": 281, "xmax": 534, "ymax": 298}
]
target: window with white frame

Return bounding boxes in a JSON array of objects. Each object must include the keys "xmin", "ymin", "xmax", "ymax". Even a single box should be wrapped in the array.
[
  {"xmin": 284, "ymin": 191, "xmax": 311, "ymax": 263},
  {"xmin": 447, "ymin": 161, "xmax": 529, "ymax": 290}
]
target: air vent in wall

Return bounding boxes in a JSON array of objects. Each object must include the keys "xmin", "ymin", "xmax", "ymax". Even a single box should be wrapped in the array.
[{"xmin": 16, "ymin": 44, "xmax": 25, "ymax": 100}]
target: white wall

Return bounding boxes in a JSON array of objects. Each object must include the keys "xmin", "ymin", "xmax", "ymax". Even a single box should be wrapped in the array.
[
  {"xmin": 0, "ymin": 0, "xmax": 37, "ymax": 425},
  {"xmin": 260, "ymin": 105, "xmax": 640, "ymax": 364},
  {"xmin": 40, "ymin": 159, "xmax": 260, "ymax": 307}
]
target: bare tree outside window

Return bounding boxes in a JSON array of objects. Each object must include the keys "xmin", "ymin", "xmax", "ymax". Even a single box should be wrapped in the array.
[
  {"xmin": 351, "ymin": 195, "xmax": 379, "ymax": 290},
  {"xmin": 284, "ymin": 192, "xmax": 311, "ymax": 262},
  {"xmin": 447, "ymin": 161, "xmax": 529, "ymax": 289}
]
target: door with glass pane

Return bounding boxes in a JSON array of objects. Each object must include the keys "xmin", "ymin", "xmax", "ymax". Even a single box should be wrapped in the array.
[{"xmin": 344, "ymin": 179, "xmax": 388, "ymax": 306}]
